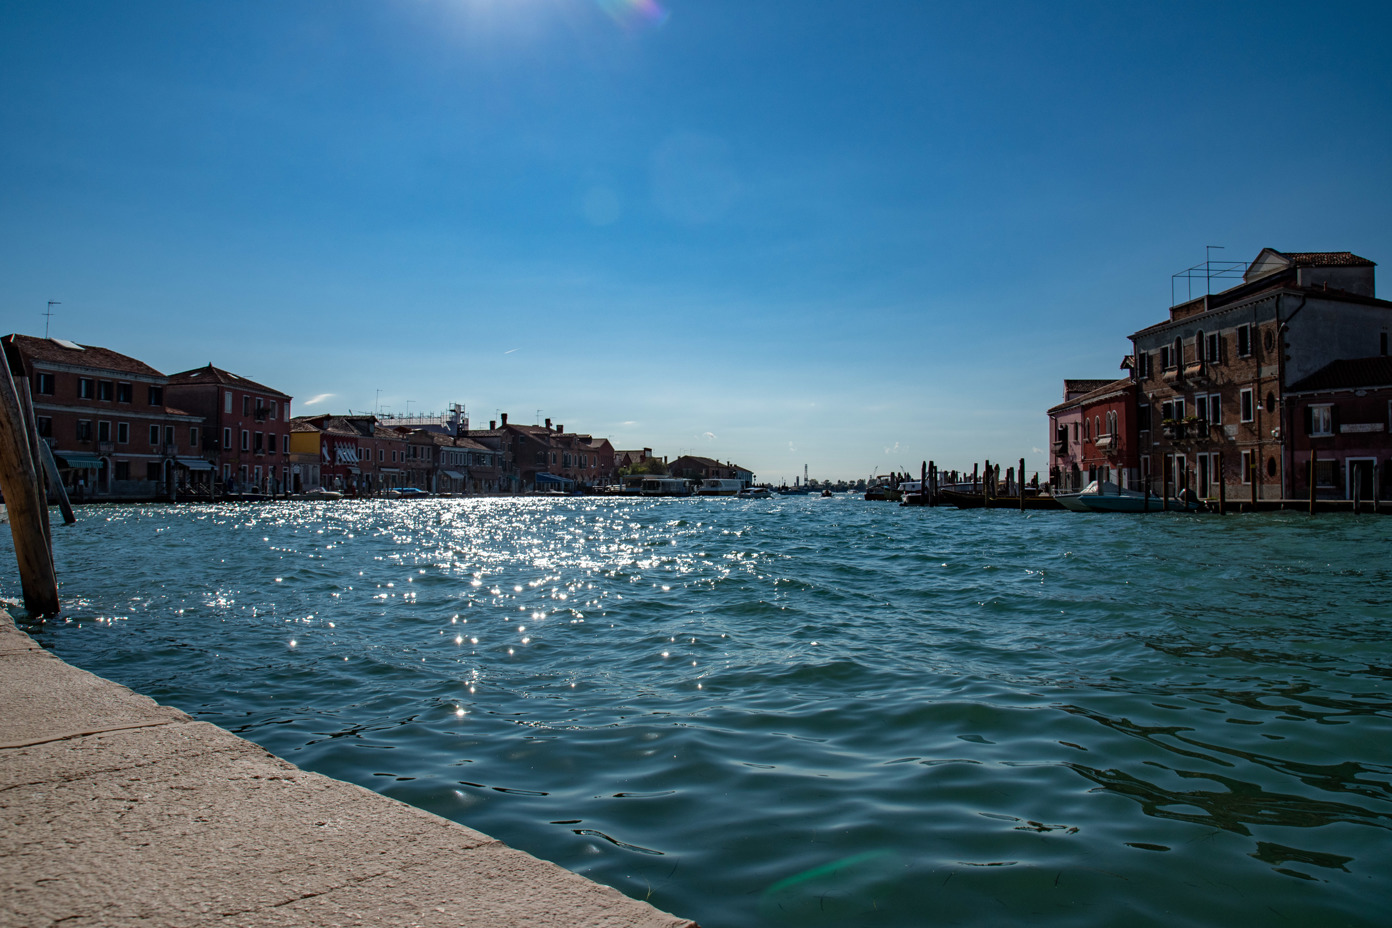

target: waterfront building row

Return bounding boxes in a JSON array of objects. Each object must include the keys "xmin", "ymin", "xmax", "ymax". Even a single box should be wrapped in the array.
[
  {"xmin": 4, "ymin": 332, "xmax": 748, "ymax": 500},
  {"xmin": 1048, "ymin": 249, "xmax": 1392, "ymax": 502}
]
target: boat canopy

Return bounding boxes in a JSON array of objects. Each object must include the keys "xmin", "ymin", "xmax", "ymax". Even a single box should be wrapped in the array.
[
  {"xmin": 176, "ymin": 457, "xmax": 215, "ymax": 471},
  {"xmin": 534, "ymin": 473, "xmax": 574, "ymax": 487}
]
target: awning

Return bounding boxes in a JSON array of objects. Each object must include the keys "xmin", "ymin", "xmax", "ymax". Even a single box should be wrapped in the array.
[
  {"xmin": 534, "ymin": 472, "xmax": 575, "ymax": 486},
  {"xmin": 176, "ymin": 457, "xmax": 215, "ymax": 471},
  {"xmin": 442, "ymin": 470, "xmax": 465, "ymax": 480},
  {"xmin": 55, "ymin": 453, "xmax": 102, "ymax": 468},
  {"xmin": 380, "ymin": 467, "xmax": 402, "ymax": 474}
]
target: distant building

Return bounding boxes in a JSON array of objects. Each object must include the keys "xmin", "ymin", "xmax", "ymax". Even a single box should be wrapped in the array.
[
  {"xmin": 6, "ymin": 334, "xmax": 205, "ymax": 500},
  {"xmin": 1046, "ymin": 379, "xmax": 1115, "ymax": 491},
  {"xmin": 667, "ymin": 455, "xmax": 752, "ymax": 486},
  {"xmin": 166, "ymin": 365, "xmax": 292, "ymax": 494}
]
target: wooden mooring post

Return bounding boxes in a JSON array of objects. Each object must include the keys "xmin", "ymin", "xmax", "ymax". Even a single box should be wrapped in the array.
[
  {"xmin": 1018, "ymin": 457, "xmax": 1025, "ymax": 512},
  {"xmin": 1309, "ymin": 453, "xmax": 1317, "ymax": 515},
  {"xmin": 928, "ymin": 461, "xmax": 937, "ymax": 507},
  {"xmin": 0, "ymin": 352, "xmax": 60, "ymax": 614},
  {"xmin": 1217, "ymin": 452, "xmax": 1226, "ymax": 515}
]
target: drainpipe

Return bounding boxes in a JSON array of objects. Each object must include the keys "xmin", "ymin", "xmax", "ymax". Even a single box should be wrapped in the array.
[{"xmin": 1275, "ymin": 293, "xmax": 1308, "ymax": 500}]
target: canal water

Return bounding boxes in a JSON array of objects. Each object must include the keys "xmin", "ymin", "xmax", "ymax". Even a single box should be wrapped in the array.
[{"xmin": 7, "ymin": 498, "xmax": 1391, "ymax": 927}]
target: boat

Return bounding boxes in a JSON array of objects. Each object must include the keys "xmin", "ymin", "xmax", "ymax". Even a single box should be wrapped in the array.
[
  {"xmin": 301, "ymin": 487, "xmax": 343, "ymax": 500},
  {"xmin": 640, "ymin": 477, "xmax": 694, "ymax": 497},
  {"xmin": 736, "ymin": 486, "xmax": 774, "ymax": 499},
  {"xmin": 864, "ymin": 477, "xmax": 902, "ymax": 502},
  {"xmin": 938, "ymin": 488, "xmax": 1065, "ymax": 510},
  {"xmin": 697, "ymin": 478, "xmax": 743, "ymax": 496},
  {"xmin": 1055, "ymin": 480, "xmax": 1193, "ymax": 513}
]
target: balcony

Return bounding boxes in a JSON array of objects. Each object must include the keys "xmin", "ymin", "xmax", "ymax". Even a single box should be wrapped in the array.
[
  {"xmin": 1161, "ymin": 366, "xmax": 1183, "ymax": 384},
  {"xmin": 1094, "ymin": 435, "xmax": 1117, "ymax": 453},
  {"xmin": 97, "ymin": 441, "xmax": 115, "ymax": 454},
  {"xmin": 1050, "ymin": 440, "xmax": 1067, "ymax": 455}
]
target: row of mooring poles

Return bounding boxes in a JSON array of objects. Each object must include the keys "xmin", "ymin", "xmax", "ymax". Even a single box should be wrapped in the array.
[{"xmin": 0, "ymin": 342, "xmax": 62, "ymax": 614}]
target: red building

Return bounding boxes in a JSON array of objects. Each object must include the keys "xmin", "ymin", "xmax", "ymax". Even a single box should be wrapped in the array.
[
  {"xmin": 6, "ymin": 334, "xmax": 205, "ymax": 500},
  {"xmin": 1073, "ymin": 377, "xmax": 1142, "ymax": 490},
  {"xmin": 166, "ymin": 365, "xmax": 293, "ymax": 494},
  {"xmin": 1286, "ymin": 356, "xmax": 1392, "ymax": 501}
]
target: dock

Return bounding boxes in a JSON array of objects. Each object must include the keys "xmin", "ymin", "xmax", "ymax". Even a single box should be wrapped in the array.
[{"xmin": 0, "ymin": 609, "xmax": 696, "ymax": 928}]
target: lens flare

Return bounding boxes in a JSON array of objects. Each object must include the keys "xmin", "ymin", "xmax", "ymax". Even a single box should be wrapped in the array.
[{"xmin": 596, "ymin": 0, "xmax": 669, "ymax": 32}]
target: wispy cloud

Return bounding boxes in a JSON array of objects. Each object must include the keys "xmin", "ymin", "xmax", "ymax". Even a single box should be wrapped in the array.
[
  {"xmin": 701, "ymin": 431, "xmax": 717, "ymax": 441},
  {"xmin": 1032, "ymin": 447, "xmax": 1044, "ymax": 455},
  {"xmin": 503, "ymin": 347, "xmax": 521, "ymax": 355},
  {"xmin": 883, "ymin": 441, "xmax": 900, "ymax": 455},
  {"xmin": 787, "ymin": 441, "xmax": 797, "ymax": 453},
  {"xmin": 302, "ymin": 393, "xmax": 335, "ymax": 407}
]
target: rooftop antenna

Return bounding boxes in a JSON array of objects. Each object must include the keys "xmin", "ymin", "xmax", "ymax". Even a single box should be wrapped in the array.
[
  {"xmin": 1206, "ymin": 245, "xmax": 1224, "ymax": 295},
  {"xmin": 375, "ymin": 388, "xmax": 382, "ymax": 415},
  {"xmin": 43, "ymin": 301, "xmax": 61, "ymax": 338},
  {"xmin": 536, "ymin": 409, "xmax": 543, "ymax": 425}
]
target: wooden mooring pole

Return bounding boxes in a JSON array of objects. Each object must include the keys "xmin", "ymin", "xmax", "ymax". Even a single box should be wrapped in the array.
[
  {"xmin": 1308, "ymin": 453, "xmax": 1317, "ymax": 515},
  {"xmin": 1217, "ymin": 452, "xmax": 1226, "ymax": 515},
  {"xmin": 0, "ymin": 354, "xmax": 60, "ymax": 614},
  {"xmin": 1018, "ymin": 457, "xmax": 1026, "ymax": 512}
]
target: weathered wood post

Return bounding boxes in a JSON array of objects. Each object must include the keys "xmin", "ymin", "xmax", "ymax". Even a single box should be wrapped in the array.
[
  {"xmin": 0, "ymin": 355, "xmax": 60, "ymax": 614},
  {"xmin": 1019, "ymin": 457, "xmax": 1026, "ymax": 512},
  {"xmin": 928, "ymin": 460, "xmax": 937, "ymax": 507},
  {"xmin": 1161, "ymin": 455, "xmax": 1169, "ymax": 512},
  {"xmin": 983, "ymin": 459, "xmax": 991, "ymax": 506},
  {"xmin": 38, "ymin": 441, "xmax": 76, "ymax": 524},
  {"xmin": 1308, "ymin": 452, "xmax": 1317, "ymax": 515},
  {"xmin": 1250, "ymin": 454, "xmax": 1258, "ymax": 511},
  {"xmin": 972, "ymin": 463, "xmax": 979, "ymax": 495},
  {"xmin": 16, "ymin": 375, "xmax": 52, "ymax": 547},
  {"xmin": 1217, "ymin": 452, "xmax": 1226, "ymax": 515}
]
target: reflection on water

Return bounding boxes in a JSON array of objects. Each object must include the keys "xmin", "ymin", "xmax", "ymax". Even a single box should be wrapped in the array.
[{"xmin": 7, "ymin": 499, "xmax": 1392, "ymax": 927}]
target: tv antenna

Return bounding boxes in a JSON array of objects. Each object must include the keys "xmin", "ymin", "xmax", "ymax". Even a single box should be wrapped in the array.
[{"xmin": 43, "ymin": 301, "xmax": 61, "ymax": 338}]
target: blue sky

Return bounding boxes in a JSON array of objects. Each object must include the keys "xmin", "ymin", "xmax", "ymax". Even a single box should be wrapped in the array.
[{"xmin": 4, "ymin": 0, "xmax": 1391, "ymax": 483}]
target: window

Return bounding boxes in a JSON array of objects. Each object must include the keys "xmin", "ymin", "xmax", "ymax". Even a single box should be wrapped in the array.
[
  {"xmin": 1236, "ymin": 325, "xmax": 1252, "ymax": 357},
  {"xmin": 1095, "ymin": 415, "xmax": 1102, "ymax": 437},
  {"xmin": 1137, "ymin": 404, "xmax": 1151, "ymax": 431},
  {"xmin": 115, "ymin": 382, "xmax": 132, "ymax": 403},
  {"xmin": 223, "ymin": 427, "xmax": 232, "ymax": 450},
  {"xmin": 165, "ymin": 426, "xmax": 175, "ymax": 446},
  {"xmin": 1209, "ymin": 394, "xmax": 1221, "ymax": 425},
  {"xmin": 1240, "ymin": 388, "xmax": 1254, "ymax": 422},
  {"xmin": 241, "ymin": 430, "xmax": 250, "ymax": 452},
  {"xmin": 266, "ymin": 433, "xmax": 276, "ymax": 455},
  {"xmin": 77, "ymin": 420, "xmax": 92, "ymax": 441},
  {"xmin": 269, "ymin": 401, "xmax": 277, "ymax": 419},
  {"xmin": 149, "ymin": 425, "xmax": 161, "ymax": 445},
  {"xmin": 1206, "ymin": 332, "xmax": 1221, "ymax": 363},
  {"xmin": 79, "ymin": 378, "xmax": 94, "ymax": 399},
  {"xmin": 1195, "ymin": 331, "xmax": 1205, "ymax": 362},
  {"xmin": 225, "ymin": 391, "xmax": 233, "ymax": 414},
  {"xmin": 282, "ymin": 434, "xmax": 289, "ymax": 454},
  {"xmin": 146, "ymin": 462, "xmax": 161, "ymax": 481},
  {"xmin": 191, "ymin": 427, "xmax": 200, "ymax": 447},
  {"xmin": 1314, "ymin": 460, "xmax": 1336, "ymax": 487},
  {"xmin": 1195, "ymin": 395, "xmax": 1208, "ymax": 422},
  {"xmin": 98, "ymin": 381, "xmax": 113, "ymax": 401},
  {"xmin": 35, "ymin": 372, "xmax": 55, "ymax": 395},
  {"xmin": 1160, "ymin": 345, "xmax": 1171, "ymax": 369},
  {"xmin": 116, "ymin": 422, "xmax": 129, "ymax": 444},
  {"xmin": 1240, "ymin": 450, "xmax": 1253, "ymax": 484},
  {"xmin": 1173, "ymin": 337, "xmax": 1183, "ymax": 367},
  {"xmin": 114, "ymin": 461, "xmax": 130, "ymax": 481},
  {"xmin": 98, "ymin": 420, "xmax": 111, "ymax": 442},
  {"xmin": 148, "ymin": 385, "xmax": 163, "ymax": 406},
  {"xmin": 254, "ymin": 432, "xmax": 263, "ymax": 453},
  {"xmin": 243, "ymin": 395, "xmax": 251, "ymax": 415},
  {"xmin": 37, "ymin": 416, "xmax": 52, "ymax": 437},
  {"xmin": 1308, "ymin": 404, "xmax": 1334, "ymax": 436}
]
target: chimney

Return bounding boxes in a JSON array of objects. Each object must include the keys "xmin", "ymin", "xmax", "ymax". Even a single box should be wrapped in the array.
[
  {"xmin": 557, "ymin": 424, "xmax": 563, "ymax": 434},
  {"xmin": 545, "ymin": 418, "xmax": 552, "ymax": 429},
  {"xmin": 501, "ymin": 413, "xmax": 508, "ymax": 426},
  {"xmin": 489, "ymin": 420, "xmax": 496, "ymax": 431}
]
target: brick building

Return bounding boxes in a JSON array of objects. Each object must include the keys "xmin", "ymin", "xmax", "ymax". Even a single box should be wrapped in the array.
[
  {"xmin": 6, "ymin": 334, "xmax": 205, "ymax": 500},
  {"xmin": 1285, "ymin": 356, "xmax": 1392, "ymax": 501},
  {"xmin": 1130, "ymin": 249, "xmax": 1391, "ymax": 499},
  {"xmin": 166, "ymin": 365, "xmax": 293, "ymax": 494}
]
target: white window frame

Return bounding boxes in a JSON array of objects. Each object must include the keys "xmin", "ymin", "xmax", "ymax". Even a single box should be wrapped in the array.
[
  {"xmin": 1240, "ymin": 388, "xmax": 1255, "ymax": 423},
  {"xmin": 1240, "ymin": 450, "xmax": 1253, "ymax": 484},
  {"xmin": 1310, "ymin": 404, "xmax": 1334, "ymax": 437},
  {"xmin": 224, "ymin": 391, "xmax": 233, "ymax": 414}
]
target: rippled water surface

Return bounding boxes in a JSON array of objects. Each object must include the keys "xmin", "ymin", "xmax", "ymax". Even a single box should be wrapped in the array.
[{"xmin": 7, "ymin": 498, "xmax": 1392, "ymax": 927}]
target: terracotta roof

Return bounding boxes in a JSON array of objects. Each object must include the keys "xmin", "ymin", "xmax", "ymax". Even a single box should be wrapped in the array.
[
  {"xmin": 1279, "ymin": 251, "xmax": 1375, "ymax": 268},
  {"xmin": 167, "ymin": 364, "xmax": 289, "ymax": 398},
  {"xmin": 6, "ymin": 334, "xmax": 165, "ymax": 378},
  {"xmin": 1288, "ymin": 356, "xmax": 1392, "ymax": 393}
]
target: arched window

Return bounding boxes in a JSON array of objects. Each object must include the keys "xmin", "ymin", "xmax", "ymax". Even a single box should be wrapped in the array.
[
  {"xmin": 1173, "ymin": 336, "xmax": 1183, "ymax": 367},
  {"xmin": 1195, "ymin": 331, "xmax": 1205, "ymax": 362}
]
